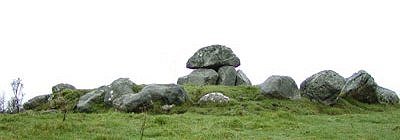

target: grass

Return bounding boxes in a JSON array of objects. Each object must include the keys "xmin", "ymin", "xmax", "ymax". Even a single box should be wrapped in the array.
[{"xmin": 1, "ymin": 85, "xmax": 400, "ymax": 139}]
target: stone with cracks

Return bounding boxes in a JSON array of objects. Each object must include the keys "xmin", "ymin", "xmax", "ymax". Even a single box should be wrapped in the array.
[
  {"xmin": 217, "ymin": 66, "xmax": 237, "ymax": 86},
  {"xmin": 300, "ymin": 70, "xmax": 346, "ymax": 105},
  {"xmin": 186, "ymin": 45, "xmax": 240, "ymax": 69},
  {"xmin": 236, "ymin": 70, "xmax": 252, "ymax": 86},
  {"xmin": 104, "ymin": 78, "xmax": 136, "ymax": 106},
  {"xmin": 77, "ymin": 86, "xmax": 108, "ymax": 113},
  {"xmin": 339, "ymin": 70, "xmax": 378, "ymax": 103},
  {"xmin": 376, "ymin": 86, "xmax": 399, "ymax": 104},
  {"xmin": 113, "ymin": 84, "xmax": 189, "ymax": 113}
]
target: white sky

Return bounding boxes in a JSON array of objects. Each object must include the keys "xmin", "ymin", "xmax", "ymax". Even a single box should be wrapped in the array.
[{"xmin": 1, "ymin": 0, "xmax": 399, "ymax": 101}]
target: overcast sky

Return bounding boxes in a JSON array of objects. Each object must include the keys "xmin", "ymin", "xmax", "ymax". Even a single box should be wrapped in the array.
[{"xmin": 1, "ymin": 0, "xmax": 399, "ymax": 101}]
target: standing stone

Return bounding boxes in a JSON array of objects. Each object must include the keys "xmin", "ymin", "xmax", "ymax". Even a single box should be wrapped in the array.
[
  {"xmin": 236, "ymin": 70, "xmax": 252, "ymax": 86},
  {"xmin": 104, "ymin": 78, "xmax": 136, "ymax": 106},
  {"xmin": 339, "ymin": 70, "xmax": 378, "ymax": 103},
  {"xmin": 259, "ymin": 75, "xmax": 300, "ymax": 100},
  {"xmin": 300, "ymin": 70, "xmax": 346, "ymax": 105},
  {"xmin": 186, "ymin": 45, "xmax": 241, "ymax": 69},
  {"xmin": 52, "ymin": 83, "xmax": 76, "ymax": 93},
  {"xmin": 217, "ymin": 66, "xmax": 237, "ymax": 86},
  {"xmin": 177, "ymin": 69, "xmax": 219, "ymax": 86},
  {"xmin": 376, "ymin": 86, "xmax": 399, "ymax": 104}
]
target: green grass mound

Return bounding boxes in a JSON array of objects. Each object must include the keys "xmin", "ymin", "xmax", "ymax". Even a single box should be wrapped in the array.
[{"xmin": 1, "ymin": 85, "xmax": 400, "ymax": 139}]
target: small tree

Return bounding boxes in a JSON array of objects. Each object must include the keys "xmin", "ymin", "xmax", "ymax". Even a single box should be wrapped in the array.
[
  {"xmin": 10, "ymin": 78, "xmax": 24, "ymax": 113},
  {"xmin": 51, "ymin": 94, "xmax": 68, "ymax": 121},
  {"xmin": 0, "ymin": 93, "xmax": 5, "ymax": 113}
]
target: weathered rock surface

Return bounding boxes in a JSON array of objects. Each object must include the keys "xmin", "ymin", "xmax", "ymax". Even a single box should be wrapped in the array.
[
  {"xmin": 177, "ymin": 69, "xmax": 219, "ymax": 86},
  {"xmin": 113, "ymin": 93, "xmax": 152, "ymax": 112},
  {"xmin": 23, "ymin": 94, "xmax": 50, "ymax": 110},
  {"xmin": 259, "ymin": 75, "xmax": 300, "ymax": 100},
  {"xmin": 77, "ymin": 86, "xmax": 108, "ymax": 113},
  {"xmin": 104, "ymin": 78, "xmax": 136, "ymax": 106},
  {"xmin": 52, "ymin": 83, "xmax": 76, "ymax": 93},
  {"xmin": 141, "ymin": 84, "xmax": 189, "ymax": 105},
  {"xmin": 186, "ymin": 45, "xmax": 240, "ymax": 69},
  {"xmin": 339, "ymin": 70, "xmax": 378, "ymax": 103},
  {"xmin": 300, "ymin": 70, "xmax": 346, "ymax": 105},
  {"xmin": 113, "ymin": 84, "xmax": 189, "ymax": 112},
  {"xmin": 236, "ymin": 70, "xmax": 252, "ymax": 86},
  {"xmin": 376, "ymin": 86, "xmax": 399, "ymax": 104},
  {"xmin": 198, "ymin": 92, "xmax": 230, "ymax": 104},
  {"xmin": 217, "ymin": 66, "xmax": 237, "ymax": 86}
]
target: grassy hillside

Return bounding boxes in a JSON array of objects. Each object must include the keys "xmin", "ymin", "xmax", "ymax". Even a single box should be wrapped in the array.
[{"xmin": 1, "ymin": 85, "xmax": 400, "ymax": 139}]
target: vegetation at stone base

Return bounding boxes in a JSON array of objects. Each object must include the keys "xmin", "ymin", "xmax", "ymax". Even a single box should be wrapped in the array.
[
  {"xmin": 1, "ymin": 106, "xmax": 400, "ymax": 139},
  {"xmin": 2, "ymin": 85, "xmax": 399, "ymax": 139}
]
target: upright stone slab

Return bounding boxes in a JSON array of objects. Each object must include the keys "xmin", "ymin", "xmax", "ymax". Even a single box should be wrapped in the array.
[
  {"xmin": 236, "ymin": 70, "xmax": 252, "ymax": 86},
  {"xmin": 217, "ymin": 66, "xmax": 237, "ymax": 86}
]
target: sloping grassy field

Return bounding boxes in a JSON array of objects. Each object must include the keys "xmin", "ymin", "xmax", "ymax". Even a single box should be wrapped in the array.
[{"xmin": 1, "ymin": 85, "xmax": 399, "ymax": 139}]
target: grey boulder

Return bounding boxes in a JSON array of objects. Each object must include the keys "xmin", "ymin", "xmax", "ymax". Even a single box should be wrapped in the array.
[
  {"xmin": 339, "ymin": 70, "xmax": 378, "ymax": 103},
  {"xmin": 77, "ymin": 86, "xmax": 108, "ymax": 113},
  {"xmin": 376, "ymin": 86, "xmax": 399, "ymax": 104},
  {"xmin": 260, "ymin": 75, "xmax": 300, "ymax": 100},
  {"xmin": 186, "ymin": 45, "xmax": 240, "ymax": 69},
  {"xmin": 141, "ymin": 84, "xmax": 189, "ymax": 105},
  {"xmin": 113, "ymin": 84, "xmax": 189, "ymax": 113},
  {"xmin": 104, "ymin": 78, "xmax": 136, "ymax": 106},
  {"xmin": 52, "ymin": 83, "xmax": 76, "ymax": 93},
  {"xmin": 198, "ymin": 92, "xmax": 230, "ymax": 104},
  {"xmin": 177, "ymin": 69, "xmax": 219, "ymax": 86},
  {"xmin": 217, "ymin": 66, "xmax": 237, "ymax": 86},
  {"xmin": 300, "ymin": 70, "xmax": 346, "ymax": 105},
  {"xmin": 235, "ymin": 70, "xmax": 252, "ymax": 86},
  {"xmin": 113, "ymin": 93, "xmax": 152, "ymax": 112},
  {"xmin": 23, "ymin": 94, "xmax": 50, "ymax": 110}
]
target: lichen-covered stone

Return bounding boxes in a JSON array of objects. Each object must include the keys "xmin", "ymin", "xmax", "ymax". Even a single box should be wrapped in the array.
[
  {"xmin": 23, "ymin": 94, "xmax": 50, "ymax": 110},
  {"xmin": 236, "ymin": 70, "xmax": 252, "ymax": 86},
  {"xmin": 300, "ymin": 70, "xmax": 345, "ymax": 105},
  {"xmin": 376, "ymin": 86, "xmax": 399, "ymax": 104},
  {"xmin": 198, "ymin": 92, "xmax": 230, "ymax": 104},
  {"xmin": 177, "ymin": 69, "xmax": 219, "ymax": 86},
  {"xmin": 186, "ymin": 45, "xmax": 240, "ymax": 69},
  {"xmin": 52, "ymin": 83, "xmax": 76, "ymax": 93},
  {"xmin": 260, "ymin": 75, "xmax": 300, "ymax": 100},
  {"xmin": 217, "ymin": 66, "xmax": 237, "ymax": 86},
  {"xmin": 77, "ymin": 86, "xmax": 108, "ymax": 113},
  {"xmin": 339, "ymin": 70, "xmax": 378, "ymax": 103},
  {"xmin": 104, "ymin": 78, "xmax": 136, "ymax": 106}
]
